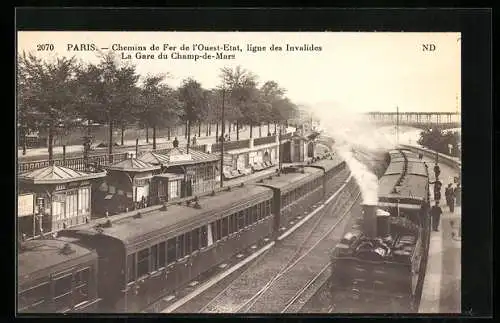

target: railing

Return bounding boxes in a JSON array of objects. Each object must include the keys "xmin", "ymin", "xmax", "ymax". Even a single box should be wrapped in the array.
[
  {"xmin": 212, "ymin": 139, "xmax": 250, "ymax": 153},
  {"xmin": 399, "ymin": 144, "xmax": 461, "ymax": 171},
  {"xmin": 18, "ymin": 152, "xmax": 128, "ymax": 173},
  {"xmin": 254, "ymin": 135, "xmax": 277, "ymax": 146}
]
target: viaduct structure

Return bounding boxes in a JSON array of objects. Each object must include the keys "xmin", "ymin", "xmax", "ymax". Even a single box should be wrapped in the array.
[{"xmin": 365, "ymin": 112, "xmax": 460, "ymax": 130}]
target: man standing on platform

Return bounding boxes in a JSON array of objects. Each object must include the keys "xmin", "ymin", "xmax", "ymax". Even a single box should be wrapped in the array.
[
  {"xmin": 430, "ymin": 179, "xmax": 442, "ymax": 202},
  {"xmin": 434, "ymin": 163, "xmax": 441, "ymax": 179},
  {"xmin": 454, "ymin": 183, "xmax": 461, "ymax": 207},
  {"xmin": 430, "ymin": 202, "xmax": 443, "ymax": 231},
  {"xmin": 173, "ymin": 137, "xmax": 179, "ymax": 148}
]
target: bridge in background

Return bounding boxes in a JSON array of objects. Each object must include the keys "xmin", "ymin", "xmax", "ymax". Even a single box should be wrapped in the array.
[{"xmin": 365, "ymin": 112, "xmax": 460, "ymax": 130}]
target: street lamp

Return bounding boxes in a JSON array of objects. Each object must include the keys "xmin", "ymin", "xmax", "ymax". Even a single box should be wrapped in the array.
[
  {"xmin": 220, "ymin": 88, "xmax": 226, "ymax": 188},
  {"xmin": 34, "ymin": 197, "xmax": 44, "ymax": 238}
]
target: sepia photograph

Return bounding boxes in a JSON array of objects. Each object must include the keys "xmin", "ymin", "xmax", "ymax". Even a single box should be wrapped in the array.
[{"xmin": 17, "ymin": 30, "xmax": 462, "ymax": 314}]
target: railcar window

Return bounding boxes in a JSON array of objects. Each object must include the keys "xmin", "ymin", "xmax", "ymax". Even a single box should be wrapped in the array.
[
  {"xmin": 53, "ymin": 273, "xmax": 72, "ymax": 311},
  {"xmin": 200, "ymin": 225, "xmax": 208, "ymax": 248},
  {"xmin": 73, "ymin": 267, "xmax": 90, "ymax": 306},
  {"xmin": 158, "ymin": 242, "xmax": 166, "ymax": 268},
  {"xmin": 221, "ymin": 218, "xmax": 229, "ymax": 237},
  {"xmin": 137, "ymin": 248, "xmax": 150, "ymax": 277},
  {"xmin": 217, "ymin": 219, "xmax": 223, "ymax": 239},
  {"xmin": 210, "ymin": 222, "xmax": 217, "ymax": 242},
  {"xmin": 185, "ymin": 232, "xmax": 192, "ymax": 255},
  {"xmin": 228, "ymin": 214, "xmax": 235, "ymax": 234},
  {"xmin": 237, "ymin": 211, "xmax": 245, "ymax": 230},
  {"xmin": 18, "ymin": 282, "xmax": 49, "ymax": 312},
  {"xmin": 192, "ymin": 228, "xmax": 200, "ymax": 251},
  {"xmin": 127, "ymin": 254, "xmax": 136, "ymax": 283},
  {"xmin": 251, "ymin": 205, "xmax": 257, "ymax": 223},
  {"xmin": 177, "ymin": 235, "xmax": 185, "ymax": 259},
  {"xmin": 167, "ymin": 238, "xmax": 177, "ymax": 264},
  {"xmin": 151, "ymin": 245, "xmax": 159, "ymax": 272},
  {"xmin": 244, "ymin": 209, "xmax": 250, "ymax": 227}
]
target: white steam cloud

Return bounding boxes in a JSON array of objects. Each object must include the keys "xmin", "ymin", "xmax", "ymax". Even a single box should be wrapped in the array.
[{"xmin": 308, "ymin": 102, "xmax": 398, "ymax": 205}]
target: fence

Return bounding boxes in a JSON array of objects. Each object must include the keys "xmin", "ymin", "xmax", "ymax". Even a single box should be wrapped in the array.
[
  {"xmin": 254, "ymin": 135, "xmax": 277, "ymax": 146},
  {"xmin": 18, "ymin": 152, "xmax": 129, "ymax": 173},
  {"xmin": 399, "ymin": 144, "xmax": 461, "ymax": 172},
  {"xmin": 211, "ymin": 139, "xmax": 251, "ymax": 153}
]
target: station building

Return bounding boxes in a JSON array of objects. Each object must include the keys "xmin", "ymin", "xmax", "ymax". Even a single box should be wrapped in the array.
[{"xmin": 18, "ymin": 165, "xmax": 106, "ymax": 237}]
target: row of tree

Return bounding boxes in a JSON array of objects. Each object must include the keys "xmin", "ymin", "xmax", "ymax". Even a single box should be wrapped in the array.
[
  {"xmin": 417, "ymin": 127, "xmax": 461, "ymax": 157},
  {"xmin": 17, "ymin": 52, "xmax": 300, "ymax": 161}
]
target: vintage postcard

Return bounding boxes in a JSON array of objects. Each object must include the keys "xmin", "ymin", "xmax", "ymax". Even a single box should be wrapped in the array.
[{"xmin": 17, "ymin": 31, "xmax": 462, "ymax": 314}]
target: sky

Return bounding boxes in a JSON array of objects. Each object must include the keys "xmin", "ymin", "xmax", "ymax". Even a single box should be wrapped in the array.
[{"xmin": 17, "ymin": 31, "xmax": 461, "ymax": 114}]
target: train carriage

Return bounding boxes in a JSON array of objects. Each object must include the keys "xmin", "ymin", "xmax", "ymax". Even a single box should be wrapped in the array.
[
  {"xmin": 330, "ymin": 149, "xmax": 430, "ymax": 313},
  {"xmin": 18, "ymin": 238, "xmax": 100, "ymax": 313},
  {"xmin": 255, "ymin": 167, "xmax": 324, "ymax": 234},
  {"xmin": 305, "ymin": 156, "xmax": 347, "ymax": 197},
  {"xmin": 59, "ymin": 185, "xmax": 274, "ymax": 313}
]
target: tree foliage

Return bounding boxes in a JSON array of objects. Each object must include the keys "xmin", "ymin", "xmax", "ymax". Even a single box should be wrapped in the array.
[{"xmin": 417, "ymin": 127, "xmax": 461, "ymax": 157}]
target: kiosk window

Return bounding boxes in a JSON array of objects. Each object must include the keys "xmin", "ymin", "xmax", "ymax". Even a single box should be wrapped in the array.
[
  {"xmin": 192, "ymin": 228, "xmax": 200, "ymax": 251},
  {"xmin": 53, "ymin": 274, "xmax": 72, "ymax": 311},
  {"xmin": 200, "ymin": 226, "xmax": 208, "ymax": 248},
  {"xmin": 18, "ymin": 282, "xmax": 49, "ymax": 312},
  {"xmin": 73, "ymin": 268, "xmax": 89, "ymax": 305}
]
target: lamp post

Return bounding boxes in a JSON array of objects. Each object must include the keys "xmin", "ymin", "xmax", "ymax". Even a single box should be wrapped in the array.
[
  {"xmin": 35, "ymin": 197, "xmax": 44, "ymax": 238},
  {"xmin": 220, "ymin": 88, "xmax": 226, "ymax": 188}
]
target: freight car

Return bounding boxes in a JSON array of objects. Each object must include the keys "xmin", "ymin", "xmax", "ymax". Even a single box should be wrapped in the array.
[
  {"xmin": 18, "ymin": 154, "xmax": 350, "ymax": 313},
  {"xmin": 17, "ymin": 238, "xmax": 100, "ymax": 313},
  {"xmin": 329, "ymin": 149, "xmax": 430, "ymax": 313}
]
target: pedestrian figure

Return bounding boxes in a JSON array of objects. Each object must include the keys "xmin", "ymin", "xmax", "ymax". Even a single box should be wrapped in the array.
[
  {"xmin": 430, "ymin": 179, "xmax": 442, "ymax": 202},
  {"xmin": 454, "ymin": 183, "xmax": 461, "ymax": 206},
  {"xmin": 418, "ymin": 153, "xmax": 423, "ymax": 159},
  {"xmin": 433, "ymin": 163, "xmax": 441, "ymax": 179},
  {"xmin": 445, "ymin": 183, "xmax": 455, "ymax": 212},
  {"xmin": 173, "ymin": 137, "xmax": 179, "ymax": 148},
  {"xmin": 430, "ymin": 202, "xmax": 443, "ymax": 231},
  {"xmin": 192, "ymin": 135, "xmax": 197, "ymax": 146}
]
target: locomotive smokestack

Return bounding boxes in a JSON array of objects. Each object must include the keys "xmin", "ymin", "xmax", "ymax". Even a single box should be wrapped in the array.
[
  {"xmin": 376, "ymin": 209, "xmax": 391, "ymax": 237},
  {"xmin": 361, "ymin": 203, "xmax": 378, "ymax": 238}
]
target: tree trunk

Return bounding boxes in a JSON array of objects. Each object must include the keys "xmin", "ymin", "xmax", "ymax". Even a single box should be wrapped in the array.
[
  {"xmin": 22, "ymin": 127, "xmax": 27, "ymax": 155},
  {"xmin": 208, "ymin": 123, "xmax": 211, "ymax": 136},
  {"xmin": 108, "ymin": 121, "xmax": 113, "ymax": 164},
  {"xmin": 236, "ymin": 121, "xmax": 240, "ymax": 141},
  {"xmin": 259, "ymin": 124, "xmax": 262, "ymax": 137},
  {"xmin": 206, "ymin": 123, "xmax": 209, "ymax": 136},
  {"xmin": 274, "ymin": 122, "xmax": 277, "ymax": 134},
  {"xmin": 146, "ymin": 126, "xmax": 149, "ymax": 143},
  {"xmin": 186, "ymin": 120, "xmax": 191, "ymax": 153},
  {"xmin": 250, "ymin": 124, "xmax": 253, "ymax": 138},
  {"xmin": 121, "ymin": 124, "xmax": 125, "ymax": 145},
  {"xmin": 267, "ymin": 122, "xmax": 271, "ymax": 135},
  {"xmin": 198, "ymin": 123, "xmax": 201, "ymax": 137},
  {"xmin": 167, "ymin": 127, "xmax": 171, "ymax": 140},
  {"xmin": 185, "ymin": 121, "xmax": 188, "ymax": 138},
  {"xmin": 153, "ymin": 126, "xmax": 157, "ymax": 150},
  {"xmin": 216, "ymin": 122, "xmax": 219, "ymax": 142},
  {"xmin": 228, "ymin": 121, "xmax": 231, "ymax": 136},
  {"xmin": 48, "ymin": 124, "xmax": 54, "ymax": 164}
]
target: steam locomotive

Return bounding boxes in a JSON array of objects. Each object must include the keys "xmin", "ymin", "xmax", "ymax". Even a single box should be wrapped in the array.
[
  {"xmin": 18, "ymin": 155, "xmax": 353, "ymax": 313},
  {"xmin": 330, "ymin": 149, "xmax": 430, "ymax": 313}
]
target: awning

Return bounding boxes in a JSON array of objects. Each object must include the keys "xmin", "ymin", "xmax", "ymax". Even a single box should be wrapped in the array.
[{"xmin": 154, "ymin": 173, "xmax": 184, "ymax": 181}]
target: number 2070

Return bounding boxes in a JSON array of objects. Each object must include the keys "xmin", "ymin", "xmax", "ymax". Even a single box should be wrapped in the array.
[{"xmin": 37, "ymin": 44, "xmax": 54, "ymax": 51}]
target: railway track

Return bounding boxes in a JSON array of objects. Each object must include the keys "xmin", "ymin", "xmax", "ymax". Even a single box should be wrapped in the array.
[
  {"xmin": 168, "ymin": 170, "xmax": 351, "ymax": 313},
  {"xmin": 190, "ymin": 178, "xmax": 360, "ymax": 313}
]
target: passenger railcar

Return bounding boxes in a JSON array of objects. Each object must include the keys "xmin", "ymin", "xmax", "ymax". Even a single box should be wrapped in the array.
[
  {"xmin": 59, "ymin": 185, "xmax": 274, "ymax": 313},
  {"xmin": 255, "ymin": 167, "xmax": 324, "ymax": 234},
  {"xmin": 17, "ymin": 238, "xmax": 100, "ymax": 313},
  {"xmin": 329, "ymin": 149, "xmax": 430, "ymax": 313},
  {"xmin": 306, "ymin": 156, "xmax": 347, "ymax": 197}
]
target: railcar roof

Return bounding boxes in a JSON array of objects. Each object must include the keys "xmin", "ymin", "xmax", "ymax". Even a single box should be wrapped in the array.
[
  {"xmin": 256, "ymin": 167, "xmax": 323, "ymax": 190},
  {"xmin": 18, "ymin": 238, "xmax": 93, "ymax": 280},
  {"xmin": 307, "ymin": 155, "xmax": 344, "ymax": 172},
  {"xmin": 379, "ymin": 173, "xmax": 428, "ymax": 201},
  {"xmin": 65, "ymin": 185, "xmax": 272, "ymax": 245}
]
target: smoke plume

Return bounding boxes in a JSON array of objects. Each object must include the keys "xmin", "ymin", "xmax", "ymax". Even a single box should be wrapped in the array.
[{"xmin": 308, "ymin": 102, "xmax": 396, "ymax": 204}]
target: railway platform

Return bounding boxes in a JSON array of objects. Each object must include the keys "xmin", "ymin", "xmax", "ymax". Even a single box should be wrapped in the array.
[{"xmin": 419, "ymin": 155, "xmax": 461, "ymax": 313}]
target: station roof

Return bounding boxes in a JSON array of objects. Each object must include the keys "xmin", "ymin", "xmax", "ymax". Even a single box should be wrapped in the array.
[
  {"xmin": 107, "ymin": 158, "xmax": 160, "ymax": 173},
  {"xmin": 18, "ymin": 238, "xmax": 95, "ymax": 285},
  {"xmin": 379, "ymin": 173, "xmax": 428, "ymax": 202},
  {"xmin": 138, "ymin": 147, "xmax": 219, "ymax": 167},
  {"xmin": 65, "ymin": 185, "xmax": 273, "ymax": 247},
  {"xmin": 308, "ymin": 155, "xmax": 345, "ymax": 172},
  {"xmin": 18, "ymin": 165, "xmax": 106, "ymax": 185}
]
